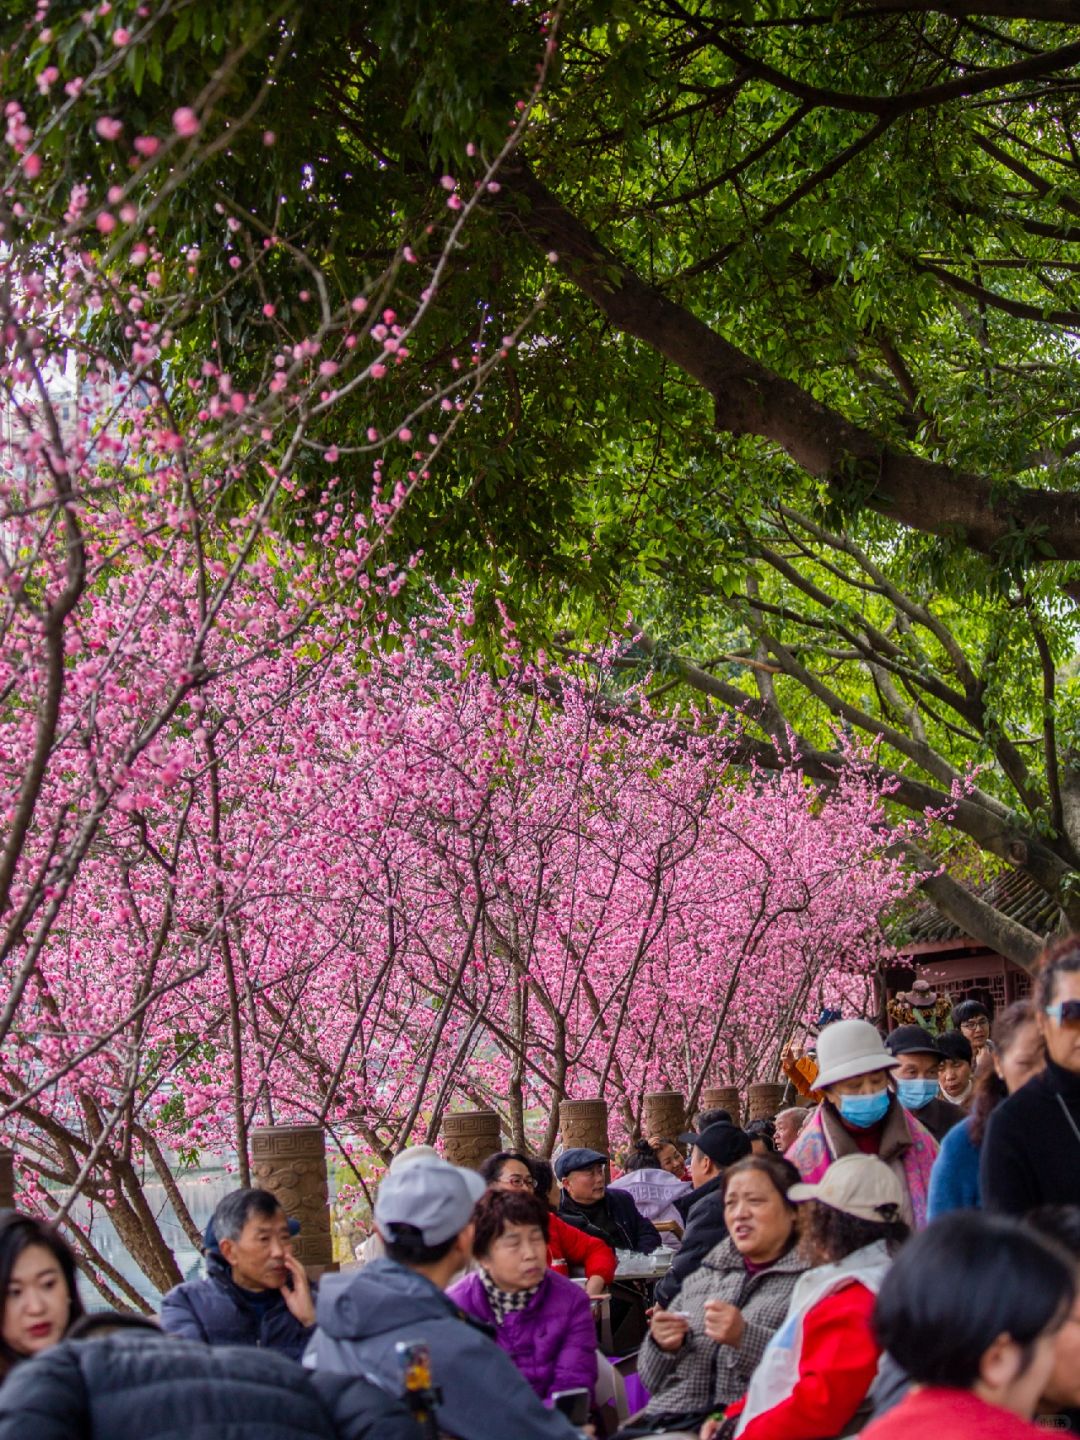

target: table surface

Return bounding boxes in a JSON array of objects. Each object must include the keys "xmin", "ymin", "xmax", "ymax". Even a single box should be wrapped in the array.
[{"xmin": 613, "ymin": 1251, "xmax": 673, "ymax": 1279}]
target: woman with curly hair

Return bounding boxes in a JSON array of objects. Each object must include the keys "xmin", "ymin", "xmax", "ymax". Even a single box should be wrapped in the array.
[
  {"xmin": 622, "ymin": 1155, "xmax": 808, "ymax": 1439},
  {"xmin": 447, "ymin": 1188, "xmax": 597, "ymax": 1406}
]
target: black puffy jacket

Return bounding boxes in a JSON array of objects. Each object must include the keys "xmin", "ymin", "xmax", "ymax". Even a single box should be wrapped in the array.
[
  {"xmin": 557, "ymin": 1185, "xmax": 662, "ymax": 1254},
  {"xmin": 654, "ymin": 1174, "xmax": 727, "ymax": 1309},
  {"xmin": 0, "ymin": 1331, "xmax": 422, "ymax": 1440},
  {"xmin": 160, "ymin": 1248, "xmax": 314, "ymax": 1359}
]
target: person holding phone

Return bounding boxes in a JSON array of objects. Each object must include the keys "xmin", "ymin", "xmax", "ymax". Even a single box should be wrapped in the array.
[
  {"xmin": 161, "ymin": 1189, "xmax": 316, "ymax": 1359},
  {"xmin": 306, "ymin": 1156, "xmax": 583, "ymax": 1440}
]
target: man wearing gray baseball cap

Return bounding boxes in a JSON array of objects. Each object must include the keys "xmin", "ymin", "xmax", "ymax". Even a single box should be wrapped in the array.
[{"xmin": 305, "ymin": 1156, "xmax": 583, "ymax": 1440}]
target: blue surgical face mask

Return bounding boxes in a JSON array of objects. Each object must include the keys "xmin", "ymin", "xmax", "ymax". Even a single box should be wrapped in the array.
[
  {"xmin": 895, "ymin": 1078, "xmax": 939, "ymax": 1111},
  {"xmin": 837, "ymin": 1090, "xmax": 891, "ymax": 1128}
]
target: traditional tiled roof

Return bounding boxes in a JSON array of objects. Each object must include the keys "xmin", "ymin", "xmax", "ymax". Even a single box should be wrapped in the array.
[{"xmin": 897, "ymin": 869, "xmax": 1063, "ymax": 948}]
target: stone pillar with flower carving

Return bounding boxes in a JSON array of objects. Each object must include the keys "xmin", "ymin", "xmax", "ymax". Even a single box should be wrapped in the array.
[
  {"xmin": 249, "ymin": 1125, "xmax": 336, "ymax": 1275},
  {"xmin": 442, "ymin": 1110, "xmax": 502, "ymax": 1170},
  {"xmin": 558, "ymin": 1098, "xmax": 610, "ymax": 1158},
  {"xmin": 700, "ymin": 1086, "xmax": 742, "ymax": 1126}
]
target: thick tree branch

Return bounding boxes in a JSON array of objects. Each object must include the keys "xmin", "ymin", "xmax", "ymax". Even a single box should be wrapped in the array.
[
  {"xmin": 920, "ymin": 259, "xmax": 1080, "ymax": 327},
  {"xmin": 665, "ymin": 3, "xmax": 1080, "ymax": 116},
  {"xmin": 505, "ymin": 163, "xmax": 1080, "ymax": 559},
  {"xmin": 904, "ymin": 847, "xmax": 1052, "ymax": 969},
  {"xmin": 861, "ymin": 2, "xmax": 1080, "ymax": 25},
  {"xmin": 630, "ymin": 643, "xmax": 1075, "ymax": 897}
]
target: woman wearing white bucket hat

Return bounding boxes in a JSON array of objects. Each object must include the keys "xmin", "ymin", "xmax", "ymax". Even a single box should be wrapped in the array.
[{"xmin": 784, "ymin": 1019, "xmax": 938, "ymax": 1229}]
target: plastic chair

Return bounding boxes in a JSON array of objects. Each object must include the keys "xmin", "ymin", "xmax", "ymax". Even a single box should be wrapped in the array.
[{"xmin": 593, "ymin": 1351, "xmax": 638, "ymax": 1435}]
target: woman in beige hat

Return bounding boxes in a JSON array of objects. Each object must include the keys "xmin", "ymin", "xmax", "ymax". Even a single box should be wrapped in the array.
[{"xmin": 784, "ymin": 1019, "xmax": 938, "ymax": 1228}]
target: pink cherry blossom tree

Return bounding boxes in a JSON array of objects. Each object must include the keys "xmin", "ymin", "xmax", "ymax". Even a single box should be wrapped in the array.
[{"xmin": 0, "ymin": 4, "xmax": 555, "ymax": 1300}]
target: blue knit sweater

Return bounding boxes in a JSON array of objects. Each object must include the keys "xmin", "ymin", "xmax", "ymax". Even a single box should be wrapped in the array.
[{"xmin": 927, "ymin": 1115, "xmax": 980, "ymax": 1220}]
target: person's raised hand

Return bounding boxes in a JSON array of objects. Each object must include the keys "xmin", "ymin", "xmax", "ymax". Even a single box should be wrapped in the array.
[
  {"xmin": 649, "ymin": 1308, "xmax": 690, "ymax": 1352},
  {"xmin": 703, "ymin": 1299, "xmax": 745, "ymax": 1348},
  {"xmin": 281, "ymin": 1251, "xmax": 317, "ymax": 1327}
]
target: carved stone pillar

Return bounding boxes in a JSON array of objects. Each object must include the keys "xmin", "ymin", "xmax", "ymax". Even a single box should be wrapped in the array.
[
  {"xmin": 700, "ymin": 1086, "xmax": 742, "ymax": 1127},
  {"xmin": 0, "ymin": 1150, "xmax": 13, "ymax": 1210},
  {"xmin": 442, "ymin": 1110, "xmax": 502, "ymax": 1170},
  {"xmin": 249, "ymin": 1125, "xmax": 334, "ymax": 1272},
  {"xmin": 642, "ymin": 1090, "xmax": 687, "ymax": 1143},
  {"xmin": 558, "ymin": 1097, "xmax": 610, "ymax": 1158},
  {"xmin": 747, "ymin": 1083, "xmax": 787, "ymax": 1122}
]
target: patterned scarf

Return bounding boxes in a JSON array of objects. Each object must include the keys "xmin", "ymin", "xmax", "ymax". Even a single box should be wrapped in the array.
[{"xmin": 479, "ymin": 1268, "xmax": 541, "ymax": 1325}]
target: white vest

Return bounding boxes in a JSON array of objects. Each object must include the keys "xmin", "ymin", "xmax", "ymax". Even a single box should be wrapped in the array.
[{"xmin": 734, "ymin": 1241, "xmax": 892, "ymax": 1436}]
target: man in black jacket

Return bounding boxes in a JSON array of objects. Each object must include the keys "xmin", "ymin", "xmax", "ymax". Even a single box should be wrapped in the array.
[
  {"xmin": 555, "ymin": 1147, "xmax": 662, "ymax": 1354},
  {"xmin": 555, "ymin": 1148, "xmax": 662, "ymax": 1253},
  {"xmin": 0, "ymin": 1315, "xmax": 422, "ymax": 1440},
  {"xmin": 161, "ymin": 1188, "xmax": 315, "ymax": 1358},
  {"xmin": 653, "ymin": 1122, "xmax": 751, "ymax": 1309}
]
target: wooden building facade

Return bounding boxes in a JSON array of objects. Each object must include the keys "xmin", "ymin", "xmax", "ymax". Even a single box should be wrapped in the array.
[{"xmin": 882, "ymin": 871, "xmax": 1059, "ymax": 1023}]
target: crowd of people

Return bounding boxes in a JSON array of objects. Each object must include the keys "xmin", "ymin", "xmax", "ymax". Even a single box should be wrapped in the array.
[{"xmin": 0, "ymin": 936, "xmax": 1077, "ymax": 1438}]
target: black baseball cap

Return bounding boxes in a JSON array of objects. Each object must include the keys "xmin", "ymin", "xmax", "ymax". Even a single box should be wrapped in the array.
[
  {"xmin": 678, "ymin": 1122, "xmax": 752, "ymax": 1168},
  {"xmin": 884, "ymin": 1025, "xmax": 946, "ymax": 1059}
]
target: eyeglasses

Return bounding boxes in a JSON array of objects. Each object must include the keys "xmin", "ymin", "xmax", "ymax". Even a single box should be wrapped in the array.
[
  {"xmin": 959, "ymin": 1018, "xmax": 989, "ymax": 1031},
  {"xmin": 1045, "ymin": 1000, "xmax": 1080, "ymax": 1025},
  {"xmin": 500, "ymin": 1174, "xmax": 536, "ymax": 1190}
]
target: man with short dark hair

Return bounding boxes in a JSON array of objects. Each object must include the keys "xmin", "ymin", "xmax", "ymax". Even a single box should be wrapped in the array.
[
  {"xmin": 937, "ymin": 1030, "xmax": 976, "ymax": 1108},
  {"xmin": 653, "ymin": 1121, "xmax": 752, "ymax": 1309},
  {"xmin": 691, "ymin": 1106, "xmax": 733, "ymax": 1130},
  {"xmin": 160, "ymin": 1187, "xmax": 315, "ymax": 1358},
  {"xmin": 306, "ymin": 1156, "xmax": 581, "ymax": 1440}
]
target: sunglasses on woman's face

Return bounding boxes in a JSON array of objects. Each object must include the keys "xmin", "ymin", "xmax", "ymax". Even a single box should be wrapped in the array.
[{"xmin": 1045, "ymin": 1000, "xmax": 1080, "ymax": 1026}]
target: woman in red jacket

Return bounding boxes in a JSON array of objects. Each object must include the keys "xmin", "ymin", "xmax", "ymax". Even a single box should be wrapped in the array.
[
  {"xmin": 481, "ymin": 1150, "xmax": 615, "ymax": 1297},
  {"xmin": 862, "ymin": 1211, "xmax": 1074, "ymax": 1440}
]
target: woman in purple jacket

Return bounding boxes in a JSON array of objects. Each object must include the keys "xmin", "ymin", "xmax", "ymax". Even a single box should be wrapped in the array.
[{"xmin": 448, "ymin": 1189, "xmax": 598, "ymax": 1406}]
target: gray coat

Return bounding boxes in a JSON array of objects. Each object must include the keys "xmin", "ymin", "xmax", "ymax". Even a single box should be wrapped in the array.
[
  {"xmin": 637, "ymin": 1237, "xmax": 808, "ymax": 1418},
  {"xmin": 304, "ymin": 1258, "xmax": 580, "ymax": 1440}
]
